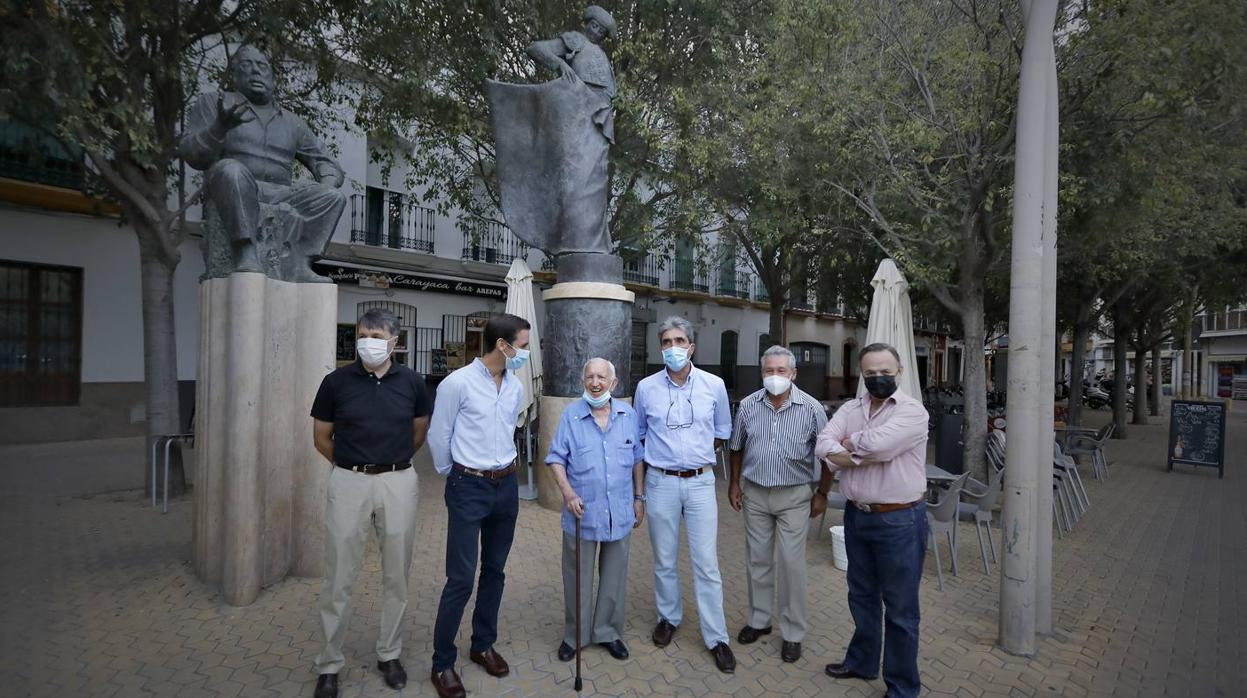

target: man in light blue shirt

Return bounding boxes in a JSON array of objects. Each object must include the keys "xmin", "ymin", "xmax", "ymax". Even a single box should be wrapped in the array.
[
  {"xmin": 425, "ymin": 313, "xmax": 530, "ymax": 698},
  {"xmin": 545, "ymin": 358, "xmax": 645, "ymax": 663},
  {"xmin": 633, "ymin": 316, "xmax": 736, "ymax": 673}
]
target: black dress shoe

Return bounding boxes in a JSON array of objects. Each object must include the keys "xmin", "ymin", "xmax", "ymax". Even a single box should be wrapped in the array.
[
  {"xmin": 314, "ymin": 673, "xmax": 338, "ymax": 698},
  {"xmin": 737, "ymin": 625, "xmax": 773, "ymax": 644},
  {"xmin": 710, "ymin": 642, "xmax": 736, "ymax": 674},
  {"xmin": 652, "ymin": 619, "xmax": 678, "ymax": 647},
  {"xmin": 377, "ymin": 659, "xmax": 407, "ymax": 690},
  {"xmin": 558, "ymin": 641, "xmax": 576, "ymax": 662},
  {"xmin": 599, "ymin": 639, "xmax": 629, "ymax": 660},
  {"xmin": 825, "ymin": 662, "xmax": 875, "ymax": 680},
  {"xmin": 781, "ymin": 641, "xmax": 802, "ymax": 663}
]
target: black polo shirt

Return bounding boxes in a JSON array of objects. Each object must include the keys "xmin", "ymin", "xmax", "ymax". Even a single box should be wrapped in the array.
[{"xmin": 310, "ymin": 360, "xmax": 433, "ymax": 467}]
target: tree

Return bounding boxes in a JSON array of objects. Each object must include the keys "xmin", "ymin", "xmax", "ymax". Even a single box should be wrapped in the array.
[{"xmin": 0, "ymin": 1, "xmax": 393, "ymax": 492}]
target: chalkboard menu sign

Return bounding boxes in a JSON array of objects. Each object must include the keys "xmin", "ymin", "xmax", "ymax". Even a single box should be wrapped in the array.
[{"xmin": 1167, "ymin": 400, "xmax": 1227, "ymax": 478}]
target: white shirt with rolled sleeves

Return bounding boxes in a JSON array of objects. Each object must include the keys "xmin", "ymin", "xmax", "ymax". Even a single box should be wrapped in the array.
[
  {"xmin": 814, "ymin": 391, "xmax": 929, "ymax": 505},
  {"xmin": 427, "ymin": 358, "xmax": 523, "ymax": 474}
]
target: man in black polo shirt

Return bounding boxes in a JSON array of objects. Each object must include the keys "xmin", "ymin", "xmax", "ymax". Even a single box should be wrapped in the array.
[{"xmin": 309, "ymin": 308, "xmax": 432, "ymax": 698}]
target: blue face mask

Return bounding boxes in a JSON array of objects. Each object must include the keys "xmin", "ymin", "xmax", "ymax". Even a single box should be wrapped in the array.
[
  {"xmin": 505, "ymin": 343, "xmax": 530, "ymax": 371},
  {"xmin": 582, "ymin": 390, "xmax": 611, "ymax": 408},
  {"xmin": 662, "ymin": 346, "xmax": 689, "ymax": 372}
]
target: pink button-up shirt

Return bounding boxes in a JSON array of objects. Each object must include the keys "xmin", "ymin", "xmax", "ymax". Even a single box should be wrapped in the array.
[{"xmin": 814, "ymin": 390, "xmax": 929, "ymax": 505}]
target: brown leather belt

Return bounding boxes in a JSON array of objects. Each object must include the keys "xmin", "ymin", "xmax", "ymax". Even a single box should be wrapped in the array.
[
  {"xmin": 655, "ymin": 465, "xmax": 709, "ymax": 478},
  {"xmin": 336, "ymin": 462, "xmax": 411, "ymax": 475},
  {"xmin": 849, "ymin": 498, "xmax": 924, "ymax": 514},
  {"xmin": 453, "ymin": 463, "xmax": 517, "ymax": 480}
]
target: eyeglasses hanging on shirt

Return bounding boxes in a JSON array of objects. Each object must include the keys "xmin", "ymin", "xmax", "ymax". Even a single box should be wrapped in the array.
[{"xmin": 665, "ymin": 382, "xmax": 695, "ymax": 429}]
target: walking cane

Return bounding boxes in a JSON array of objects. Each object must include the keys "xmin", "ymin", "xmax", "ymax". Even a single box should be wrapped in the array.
[{"xmin": 574, "ymin": 514, "xmax": 583, "ymax": 692}]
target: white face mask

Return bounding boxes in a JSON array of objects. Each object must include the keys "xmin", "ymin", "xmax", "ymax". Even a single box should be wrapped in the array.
[
  {"xmin": 357, "ymin": 337, "xmax": 392, "ymax": 368},
  {"xmin": 763, "ymin": 375, "xmax": 792, "ymax": 396}
]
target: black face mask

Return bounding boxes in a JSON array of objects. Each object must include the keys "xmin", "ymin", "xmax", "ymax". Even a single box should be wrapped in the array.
[{"xmin": 865, "ymin": 375, "xmax": 898, "ymax": 399}]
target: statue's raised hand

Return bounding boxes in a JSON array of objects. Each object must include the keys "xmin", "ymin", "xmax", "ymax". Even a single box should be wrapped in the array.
[{"xmin": 214, "ymin": 93, "xmax": 255, "ymax": 133}]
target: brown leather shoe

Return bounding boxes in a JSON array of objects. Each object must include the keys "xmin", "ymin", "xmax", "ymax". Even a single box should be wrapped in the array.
[
  {"xmin": 710, "ymin": 642, "xmax": 736, "ymax": 673},
  {"xmin": 651, "ymin": 619, "xmax": 678, "ymax": 647},
  {"xmin": 469, "ymin": 647, "xmax": 510, "ymax": 677},
  {"xmin": 430, "ymin": 668, "xmax": 466, "ymax": 698}
]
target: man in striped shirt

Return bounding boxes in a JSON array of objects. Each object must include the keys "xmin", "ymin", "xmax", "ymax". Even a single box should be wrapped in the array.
[{"xmin": 728, "ymin": 345, "xmax": 831, "ymax": 663}]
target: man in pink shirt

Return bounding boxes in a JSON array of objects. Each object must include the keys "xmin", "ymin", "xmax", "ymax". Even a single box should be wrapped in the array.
[{"xmin": 814, "ymin": 343, "xmax": 929, "ymax": 698}]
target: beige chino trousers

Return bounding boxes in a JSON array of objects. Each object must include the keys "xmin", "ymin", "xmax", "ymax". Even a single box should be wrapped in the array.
[
  {"xmin": 314, "ymin": 466, "xmax": 418, "ymax": 674},
  {"xmin": 742, "ymin": 479, "xmax": 811, "ymax": 642}
]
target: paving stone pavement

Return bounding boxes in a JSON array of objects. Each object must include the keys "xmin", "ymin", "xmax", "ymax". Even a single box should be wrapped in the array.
[{"xmin": 2, "ymin": 404, "xmax": 1244, "ymax": 697}]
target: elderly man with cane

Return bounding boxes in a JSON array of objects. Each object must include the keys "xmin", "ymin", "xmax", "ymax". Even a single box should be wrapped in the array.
[{"xmin": 546, "ymin": 358, "xmax": 646, "ymax": 673}]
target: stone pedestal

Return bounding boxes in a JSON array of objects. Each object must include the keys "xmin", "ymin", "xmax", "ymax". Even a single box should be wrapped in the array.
[
  {"xmin": 193, "ymin": 272, "xmax": 337, "ymax": 606},
  {"xmin": 535, "ymin": 253, "xmax": 634, "ymax": 511}
]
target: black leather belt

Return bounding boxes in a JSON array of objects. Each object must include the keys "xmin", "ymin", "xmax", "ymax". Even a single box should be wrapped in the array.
[
  {"xmin": 655, "ymin": 465, "xmax": 710, "ymax": 478},
  {"xmin": 453, "ymin": 463, "xmax": 517, "ymax": 480},
  {"xmin": 336, "ymin": 462, "xmax": 411, "ymax": 475}
]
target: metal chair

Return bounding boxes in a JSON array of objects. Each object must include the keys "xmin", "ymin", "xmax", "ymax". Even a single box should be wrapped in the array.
[
  {"xmin": 1065, "ymin": 423, "xmax": 1115, "ymax": 480},
  {"xmin": 957, "ymin": 460, "xmax": 1003, "ymax": 574},
  {"xmin": 1053, "ymin": 441, "xmax": 1090, "ymax": 514},
  {"xmin": 151, "ymin": 432, "xmax": 193, "ymax": 514},
  {"xmin": 926, "ymin": 472, "xmax": 971, "ymax": 591}
]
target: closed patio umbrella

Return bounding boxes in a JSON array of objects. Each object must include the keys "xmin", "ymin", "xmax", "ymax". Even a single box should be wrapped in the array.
[
  {"xmin": 857, "ymin": 259, "xmax": 923, "ymax": 400},
  {"xmin": 505, "ymin": 258, "xmax": 543, "ymax": 500}
]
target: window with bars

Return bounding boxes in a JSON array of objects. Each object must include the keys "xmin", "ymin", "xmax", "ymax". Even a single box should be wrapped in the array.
[{"xmin": 0, "ymin": 260, "xmax": 83, "ymax": 406}]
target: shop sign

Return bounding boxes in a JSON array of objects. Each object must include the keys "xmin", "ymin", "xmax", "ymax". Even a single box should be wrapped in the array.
[{"xmin": 314, "ymin": 264, "xmax": 506, "ymax": 300}]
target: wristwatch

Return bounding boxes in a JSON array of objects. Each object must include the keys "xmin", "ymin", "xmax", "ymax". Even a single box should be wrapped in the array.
[{"xmin": 634, "ymin": 494, "xmax": 647, "ymax": 503}]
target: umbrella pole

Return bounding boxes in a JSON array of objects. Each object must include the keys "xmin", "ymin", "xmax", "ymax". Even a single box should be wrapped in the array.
[{"xmin": 574, "ymin": 515, "xmax": 583, "ymax": 692}]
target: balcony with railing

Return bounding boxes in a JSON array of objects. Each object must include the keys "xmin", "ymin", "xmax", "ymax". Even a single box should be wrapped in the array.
[
  {"xmin": 755, "ymin": 277, "xmax": 771, "ymax": 303},
  {"xmin": 461, "ymin": 218, "xmax": 529, "ymax": 265},
  {"xmin": 1201, "ymin": 307, "xmax": 1247, "ymax": 335},
  {"xmin": 714, "ymin": 269, "xmax": 751, "ymax": 300},
  {"xmin": 622, "ymin": 254, "xmax": 661, "ymax": 286},
  {"xmin": 349, "ymin": 193, "xmax": 436, "ymax": 253},
  {"xmin": 668, "ymin": 259, "xmax": 710, "ymax": 294},
  {"xmin": 0, "ymin": 121, "xmax": 86, "ymax": 190}
]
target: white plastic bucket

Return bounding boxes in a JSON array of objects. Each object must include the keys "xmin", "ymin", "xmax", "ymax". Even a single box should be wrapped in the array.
[{"xmin": 830, "ymin": 525, "xmax": 848, "ymax": 571}]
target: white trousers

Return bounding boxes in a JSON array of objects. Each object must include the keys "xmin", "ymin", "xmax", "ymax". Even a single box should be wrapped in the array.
[{"xmin": 313, "ymin": 466, "xmax": 418, "ymax": 674}]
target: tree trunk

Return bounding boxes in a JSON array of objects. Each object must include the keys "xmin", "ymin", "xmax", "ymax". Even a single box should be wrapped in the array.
[
  {"xmin": 1132, "ymin": 335, "xmax": 1148, "ymax": 425},
  {"xmin": 1181, "ymin": 285, "xmax": 1197, "ymax": 398},
  {"xmin": 768, "ymin": 297, "xmax": 785, "ymax": 345},
  {"xmin": 137, "ymin": 229, "xmax": 185, "ymax": 497},
  {"xmin": 1067, "ymin": 316, "xmax": 1091, "ymax": 426},
  {"xmin": 959, "ymin": 297, "xmax": 988, "ymax": 480},
  {"xmin": 1150, "ymin": 343, "xmax": 1162, "ymax": 416},
  {"xmin": 1111, "ymin": 307, "xmax": 1129, "ymax": 439}
]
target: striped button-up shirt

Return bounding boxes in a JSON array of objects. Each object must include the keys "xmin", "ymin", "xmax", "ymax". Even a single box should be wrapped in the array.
[
  {"xmin": 729, "ymin": 386, "xmax": 829, "ymax": 487},
  {"xmin": 545, "ymin": 399, "xmax": 645, "ymax": 541}
]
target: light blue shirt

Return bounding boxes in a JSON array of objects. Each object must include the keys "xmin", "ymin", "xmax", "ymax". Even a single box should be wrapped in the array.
[
  {"xmin": 634, "ymin": 365, "xmax": 732, "ymax": 470},
  {"xmin": 427, "ymin": 358, "xmax": 523, "ymax": 475},
  {"xmin": 545, "ymin": 399, "xmax": 645, "ymax": 542}
]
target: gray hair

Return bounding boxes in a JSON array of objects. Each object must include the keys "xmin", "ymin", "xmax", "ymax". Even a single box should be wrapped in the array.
[
  {"xmin": 582, "ymin": 357, "xmax": 616, "ymax": 379},
  {"xmin": 859, "ymin": 342, "xmax": 902, "ymax": 365},
  {"xmin": 761, "ymin": 345, "xmax": 796, "ymax": 370},
  {"xmin": 657, "ymin": 316, "xmax": 694, "ymax": 342},
  {"xmin": 358, "ymin": 308, "xmax": 400, "ymax": 337}
]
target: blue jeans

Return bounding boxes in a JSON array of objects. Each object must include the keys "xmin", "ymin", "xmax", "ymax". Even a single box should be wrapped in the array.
[
  {"xmin": 431, "ymin": 470, "xmax": 519, "ymax": 671},
  {"xmin": 842, "ymin": 502, "xmax": 927, "ymax": 698},
  {"xmin": 645, "ymin": 467, "xmax": 729, "ymax": 648}
]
